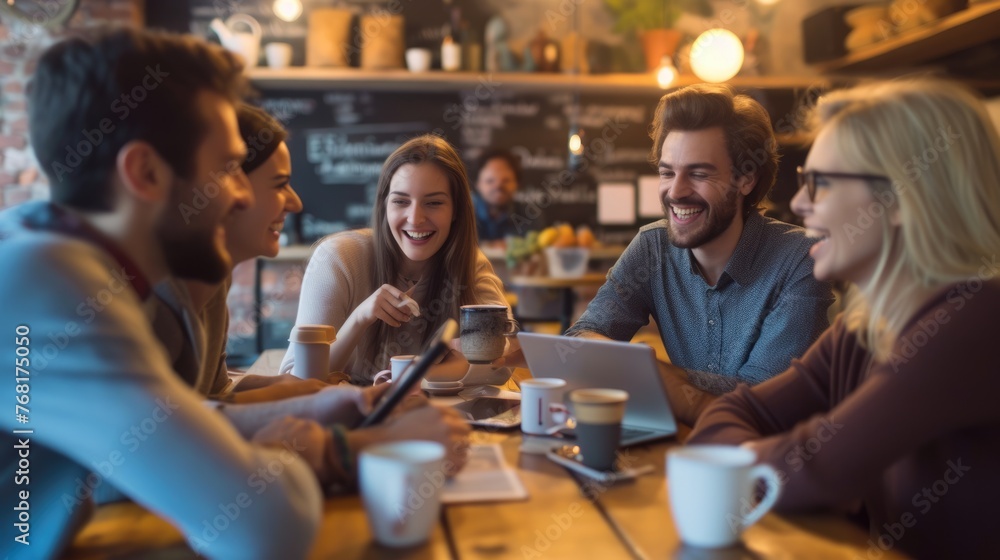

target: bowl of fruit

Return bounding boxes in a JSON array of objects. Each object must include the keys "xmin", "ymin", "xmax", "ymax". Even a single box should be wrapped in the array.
[
  {"xmin": 506, "ymin": 224, "xmax": 597, "ymax": 277},
  {"xmin": 546, "ymin": 225, "xmax": 595, "ymax": 278}
]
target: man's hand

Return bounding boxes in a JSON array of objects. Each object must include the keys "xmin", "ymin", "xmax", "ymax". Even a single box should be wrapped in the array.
[
  {"xmin": 252, "ymin": 416, "xmax": 334, "ymax": 485},
  {"xmin": 349, "ymin": 404, "xmax": 472, "ymax": 476},
  {"xmin": 489, "ymin": 335, "xmax": 527, "ymax": 369},
  {"xmin": 657, "ymin": 361, "xmax": 716, "ymax": 426}
]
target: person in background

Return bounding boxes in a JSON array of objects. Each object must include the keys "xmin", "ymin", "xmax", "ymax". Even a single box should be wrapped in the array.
[
  {"xmin": 281, "ymin": 134, "xmax": 511, "ymax": 384},
  {"xmin": 0, "ymin": 28, "xmax": 320, "ymax": 558},
  {"xmin": 472, "ymin": 147, "xmax": 522, "ymax": 244},
  {"xmin": 152, "ymin": 104, "xmax": 470, "ymax": 483},
  {"xmin": 563, "ymin": 84, "xmax": 834, "ymax": 425},
  {"xmin": 688, "ymin": 79, "xmax": 1000, "ymax": 558}
]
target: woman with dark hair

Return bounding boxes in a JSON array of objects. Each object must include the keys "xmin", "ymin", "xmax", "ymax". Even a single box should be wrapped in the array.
[
  {"xmin": 151, "ymin": 108, "xmax": 471, "ymax": 485},
  {"xmin": 281, "ymin": 134, "xmax": 510, "ymax": 384},
  {"xmin": 153, "ymin": 102, "xmax": 305, "ymax": 398}
]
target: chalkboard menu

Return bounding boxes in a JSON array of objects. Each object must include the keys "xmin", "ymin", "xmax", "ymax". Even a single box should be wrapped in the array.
[{"xmin": 256, "ymin": 86, "xmax": 666, "ymax": 244}]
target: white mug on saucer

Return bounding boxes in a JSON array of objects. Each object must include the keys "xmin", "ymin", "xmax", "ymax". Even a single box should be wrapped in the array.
[
  {"xmin": 667, "ymin": 445, "xmax": 781, "ymax": 548},
  {"xmin": 373, "ymin": 354, "xmax": 416, "ymax": 385}
]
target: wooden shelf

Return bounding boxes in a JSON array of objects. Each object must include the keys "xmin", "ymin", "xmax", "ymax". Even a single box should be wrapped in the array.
[
  {"xmin": 815, "ymin": 1, "xmax": 1000, "ymax": 73},
  {"xmin": 248, "ymin": 67, "xmax": 831, "ymax": 93},
  {"xmin": 481, "ymin": 245, "xmax": 626, "ymax": 261},
  {"xmin": 775, "ymin": 132, "xmax": 813, "ymax": 147}
]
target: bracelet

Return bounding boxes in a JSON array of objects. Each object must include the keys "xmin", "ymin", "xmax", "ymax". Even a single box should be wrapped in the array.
[{"xmin": 329, "ymin": 424, "xmax": 355, "ymax": 483}]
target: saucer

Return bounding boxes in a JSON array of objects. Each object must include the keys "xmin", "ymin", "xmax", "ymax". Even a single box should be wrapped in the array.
[
  {"xmin": 422, "ymin": 380, "xmax": 464, "ymax": 396},
  {"xmin": 462, "ymin": 363, "xmax": 512, "ymax": 386}
]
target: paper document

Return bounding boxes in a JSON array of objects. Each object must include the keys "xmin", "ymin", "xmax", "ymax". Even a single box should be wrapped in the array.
[
  {"xmin": 441, "ymin": 443, "xmax": 528, "ymax": 503},
  {"xmin": 597, "ymin": 182, "xmax": 636, "ymax": 225}
]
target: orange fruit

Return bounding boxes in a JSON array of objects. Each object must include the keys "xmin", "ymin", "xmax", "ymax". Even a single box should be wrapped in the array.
[{"xmin": 552, "ymin": 224, "xmax": 576, "ymax": 248}]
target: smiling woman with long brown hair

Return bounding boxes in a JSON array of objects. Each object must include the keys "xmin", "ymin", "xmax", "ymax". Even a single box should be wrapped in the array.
[{"xmin": 281, "ymin": 134, "xmax": 509, "ymax": 384}]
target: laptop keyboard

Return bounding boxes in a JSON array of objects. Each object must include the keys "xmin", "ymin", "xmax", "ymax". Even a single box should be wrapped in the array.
[{"xmin": 621, "ymin": 427, "xmax": 651, "ymax": 441}]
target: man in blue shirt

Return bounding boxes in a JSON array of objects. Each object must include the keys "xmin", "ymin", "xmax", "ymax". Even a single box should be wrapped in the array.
[
  {"xmin": 472, "ymin": 148, "xmax": 522, "ymax": 243},
  {"xmin": 565, "ymin": 84, "xmax": 834, "ymax": 425}
]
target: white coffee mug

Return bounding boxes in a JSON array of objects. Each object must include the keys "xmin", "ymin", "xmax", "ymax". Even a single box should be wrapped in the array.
[
  {"xmin": 519, "ymin": 378, "xmax": 567, "ymax": 435},
  {"xmin": 265, "ymin": 42, "xmax": 293, "ymax": 69},
  {"xmin": 288, "ymin": 324, "xmax": 335, "ymax": 380},
  {"xmin": 667, "ymin": 445, "xmax": 781, "ymax": 548},
  {"xmin": 359, "ymin": 441, "xmax": 446, "ymax": 547},
  {"xmin": 373, "ymin": 354, "xmax": 416, "ymax": 385}
]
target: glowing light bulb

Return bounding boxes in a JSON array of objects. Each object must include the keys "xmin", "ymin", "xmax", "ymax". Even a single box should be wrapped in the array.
[
  {"xmin": 273, "ymin": 0, "xmax": 303, "ymax": 22},
  {"xmin": 690, "ymin": 29, "xmax": 745, "ymax": 83},
  {"xmin": 568, "ymin": 132, "xmax": 583, "ymax": 155},
  {"xmin": 656, "ymin": 56, "xmax": 677, "ymax": 89},
  {"xmin": 756, "ymin": 0, "xmax": 781, "ymax": 6}
]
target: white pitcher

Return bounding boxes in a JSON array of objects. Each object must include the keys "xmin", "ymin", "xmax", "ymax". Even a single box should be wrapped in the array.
[{"xmin": 210, "ymin": 14, "xmax": 262, "ymax": 69}]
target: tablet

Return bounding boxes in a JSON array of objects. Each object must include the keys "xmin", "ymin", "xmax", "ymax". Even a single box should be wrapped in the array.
[
  {"xmin": 358, "ymin": 318, "xmax": 458, "ymax": 428},
  {"xmin": 452, "ymin": 397, "xmax": 521, "ymax": 429}
]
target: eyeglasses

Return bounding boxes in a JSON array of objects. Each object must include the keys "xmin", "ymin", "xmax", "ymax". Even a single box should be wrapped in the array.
[{"xmin": 796, "ymin": 166, "xmax": 890, "ymax": 202}]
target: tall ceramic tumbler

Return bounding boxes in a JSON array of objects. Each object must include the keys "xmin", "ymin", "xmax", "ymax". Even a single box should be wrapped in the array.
[
  {"xmin": 667, "ymin": 445, "xmax": 781, "ymax": 548},
  {"xmin": 288, "ymin": 324, "xmax": 335, "ymax": 379}
]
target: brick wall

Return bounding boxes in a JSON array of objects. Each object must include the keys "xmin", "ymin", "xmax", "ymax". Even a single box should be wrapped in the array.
[{"xmin": 0, "ymin": 0, "xmax": 142, "ymax": 210}]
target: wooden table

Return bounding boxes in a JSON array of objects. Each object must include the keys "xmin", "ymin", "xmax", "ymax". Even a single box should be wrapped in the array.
[
  {"xmin": 508, "ymin": 274, "xmax": 608, "ymax": 333},
  {"xmin": 65, "ymin": 427, "xmax": 905, "ymax": 559}
]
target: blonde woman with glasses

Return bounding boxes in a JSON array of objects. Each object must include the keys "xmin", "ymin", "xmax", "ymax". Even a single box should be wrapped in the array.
[{"xmin": 688, "ymin": 79, "xmax": 1000, "ymax": 558}]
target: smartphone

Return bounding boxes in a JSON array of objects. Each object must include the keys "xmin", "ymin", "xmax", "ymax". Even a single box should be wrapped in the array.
[{"xmin": 358, "ymin": 318, "xmax": 458, "ymax": 428}]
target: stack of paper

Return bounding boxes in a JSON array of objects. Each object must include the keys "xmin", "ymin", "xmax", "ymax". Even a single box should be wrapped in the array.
[{"xmin": 441, "ymin": 443, "xmax": 528, "ymax": 503}]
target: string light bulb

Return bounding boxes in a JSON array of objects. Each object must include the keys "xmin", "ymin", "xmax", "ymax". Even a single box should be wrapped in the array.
[
  {"xmin": 273, "ymin": 0, "xmax": 303, "ymax": 22},
  {"xmin": 690, "ymin": 29, "xmax": 745, "ymax": 83},
  {"xmin": 568, "ymin": 131, "xmax": 584, "ymax": 155},
  {"xmin": 656, "ymin": 55, "xmax": 678, "ymax": 89}
]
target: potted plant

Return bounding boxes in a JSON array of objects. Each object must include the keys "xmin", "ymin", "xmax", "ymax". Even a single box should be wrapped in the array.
[{"xmin": 604, "ymin": 0, "xmax": 713, "ymax": 71}]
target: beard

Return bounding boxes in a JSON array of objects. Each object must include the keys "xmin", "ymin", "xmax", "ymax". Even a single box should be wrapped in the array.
[
  {"xmin": 155, "ymin": 179, "xmax": 231, "ymax": 283},
  {"xmin": 663, "ymin": 188, "xmax": 739, "ymax": 249}
]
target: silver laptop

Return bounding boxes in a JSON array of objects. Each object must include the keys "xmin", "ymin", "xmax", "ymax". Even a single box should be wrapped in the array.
[{"xmin": 517, "ymin": 332, "xmax": 678, "ymax": 446}]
